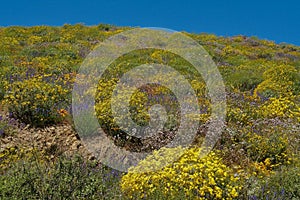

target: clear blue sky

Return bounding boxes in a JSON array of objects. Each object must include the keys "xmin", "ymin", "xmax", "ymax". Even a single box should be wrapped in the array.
[{"xmin": 1, "ymin": 0, "xmax": 300, "ymax": 45}]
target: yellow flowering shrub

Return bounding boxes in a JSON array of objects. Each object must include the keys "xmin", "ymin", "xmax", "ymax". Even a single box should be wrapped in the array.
[
  {"xmin": 4, "ymin": 77, "xmax": 69, "ymax": 127},
  {"xmin": 259, "ymin": 95, "xmax": 300, "ymax": 121},
  {"xmin": 121, "ymin": 147, "xmax": 242, "ymax": 199},
  {"xmin": 254, "ymin": 64, "xmax": 299, "ymax": 98}
]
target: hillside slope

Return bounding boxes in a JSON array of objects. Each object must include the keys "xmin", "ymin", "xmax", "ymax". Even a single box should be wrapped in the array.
[{"xmin": 0, "ymin": 24, "xmax": 299, "ymax": 199}]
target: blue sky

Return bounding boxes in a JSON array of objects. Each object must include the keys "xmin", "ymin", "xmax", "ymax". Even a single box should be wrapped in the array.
[{"xmin": 1, "ymin": 0, "xmax": 300, "ymax": 45}]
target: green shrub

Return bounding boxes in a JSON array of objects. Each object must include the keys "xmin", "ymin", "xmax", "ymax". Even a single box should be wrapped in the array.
[
  {"xmin": 244, "ymin": 131, "xmax": 289, "ymax": 166},
  {"xmin": 250, "ymin": 165, "xmax": 300, "ymax": 199},
  {"xmin": 0, "ymin": 150, "xmax": 122, "ymax": 200}
]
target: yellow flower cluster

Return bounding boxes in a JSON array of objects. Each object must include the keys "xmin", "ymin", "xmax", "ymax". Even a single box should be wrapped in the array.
[
  {"xmin": 259, "ymin": 95, "xmax": 300, "ymax": 121},
  {"xmin": 121, "ymin": 147, "xmax": 241, "ymax": 199},
  {"xmin": 251, "ymin": 158, "xmax": 276, "ymax": 177}
]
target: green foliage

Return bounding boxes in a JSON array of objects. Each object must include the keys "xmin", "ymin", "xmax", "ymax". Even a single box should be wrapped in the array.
[
  {"xmin": 251, "ymin": 164, "xmax": 300, "ymax": 199},
  {"xmin": 0, "ymin": 149, "xmax": 122, "ymax": 200},
  {"xmin": 244, "ymin": 131, "xmax": 289, "ymax": 165}
]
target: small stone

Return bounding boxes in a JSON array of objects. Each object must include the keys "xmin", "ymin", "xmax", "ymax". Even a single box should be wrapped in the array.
[{"xmin": 1, "ymin": 138, "xmax": 9, "ymax": 144}]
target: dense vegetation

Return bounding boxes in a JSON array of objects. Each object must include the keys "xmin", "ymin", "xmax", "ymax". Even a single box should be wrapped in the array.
[{"xmin": 0, "ymin": 24, "xmax": 299, "ymax": 199}]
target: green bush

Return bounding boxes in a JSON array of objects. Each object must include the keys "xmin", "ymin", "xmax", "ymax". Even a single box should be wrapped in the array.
[
  {"xmin": 0, "ymin": 150, "xmax": 122, "ymax": 200},
  {"xmin": 251, "ymin": 165, "xmax": 300, "ymax": 199},
  {"xmin": 244, "ymin": 131, "xmax": 289, "ymax": 166}
]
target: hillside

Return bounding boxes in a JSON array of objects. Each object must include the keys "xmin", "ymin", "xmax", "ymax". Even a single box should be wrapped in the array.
[{"xmin": 0, "ymin": 24, "xmax": 299, "ymax": 199}]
